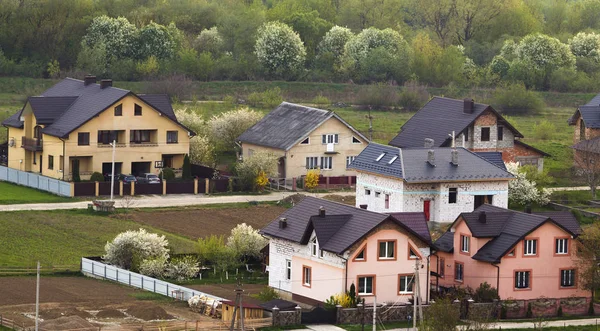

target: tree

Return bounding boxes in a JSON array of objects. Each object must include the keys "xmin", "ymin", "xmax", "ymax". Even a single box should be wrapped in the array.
[
  {"xmin": 189, "ymin": 136, "xmax": 216, "ymax": 167},
  {"xmin": 76, "ymin": 41, "xmax": 109, "ymax": 76},
  {"xmin": 569, "ymin": 32, "xmax": 600, "ymax": 60},
  {"xmin": 578, "ymin": 224, "xmax": 600, "ymax": 302},
  {"xmin": 506, "ymin": 162, "xmax": 550, "ymax": 206},
  {"xmin": 208, "ymin": 107, "xmax": 262, "ymax": 151},
  {"xmin": 103, "ymin": 228, "xmax": 170, "ymax": 271},
  {"xmin": 453, "ymin": 0, "xmax": 507, "ymax": 44},
  {"xmin": 282, "ymin": 10, "xmax": 332, "ymax": 61},
  {"xmin": 411, "ymin": 0, "xmax": 456, "ymax": 46},
  {"xmin": 318, "ymin": 26, "xmax": 354, "ymax": 61},
  {"xmin": 572, "ymin": 139, "xmax": 600, "ymax": 199},
  {"xmin": 226, "ymin": 223, "xmax": 268, "ymax": 260},
  {"xmin": 194, "ymin": 26, "xmax": 224, "ymax": 56},
  {"xmin": 514, "ymin": 33, "xmax": 576, "ymax": 81},
  {"xmin": 196, "ymin": 234, "xmax": 227, "ymax": 266},
  {"xmin": 254, "ymin": 21, "xmax": 306, "ymax": 78},
  {"xmin": 135, "ymin": 22, "xmax": 178, "ymax": 60},
  {"xmin": 182, "ymin": 154, "xmax": 191, "ymax": 179},
  {"xmin": 236, "ymin": 151, "xmax": 279, "ymax": 191},
  {"xmin": 82, "ymin": 16, "xmax": 137, "ymax": 60}
]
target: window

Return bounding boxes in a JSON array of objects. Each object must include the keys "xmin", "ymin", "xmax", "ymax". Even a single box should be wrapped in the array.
[
  {"xmin": 302, "ymin": 266, "xmax": 311, "ymax": 287},
  {"xmin": 439, "ymin": 258, "xmax": 445, "ymax": 277},
  {"xmin": 460, "ymin": 235, "xmax": 470, "ymax": 254},
  {"xmin": 48, "ymin": 155, "xmax": 54, "ymax": 170},
  {"xmin": 398, "ymin": 275, "xmax": 414, "ymax": 293},
  {"xmin": 449, "ymin": 188, "xmax": 458, "ymax": 204},
  {"xmin": 365, "ymin": 189, "xmax": 371, "ymax": 195},
  {"xmin": 556, "ymin": 238, "xmax": 569, "ymax": 255},
  {"xmin": 524, "ymin": 239, "xmax": 538, "ymax": 256},
  {"xmin": 515, "ymin": 271, "xmax": 531, "ymax": 289},
  {"xmin": 353, "ymin": 246, "xmax": 366, "ymax": 261},
  {"xmin": 78, "ymin": 132, "xmax": 90, "ymax": 146},
  {"xmin": 560, "ymin": 269, "xmax": 575, "ymax": 288},
  {"xmin": 320, "ymin": 156, "xmax": 332, "ymax": 170},
  {"xmin": 59, "ymin": 155, "xmax": 63, "ymax": 171},
  {"xmin": 507, "ymin": 249, "xmax": 515, "ymax": 257},
  {"xmin": 464, "ymin": 127, "xmax": 469, "ymax": 141},
  {"xmin": 98, "ymin": 130, "xmax": 118, "ymax": 144},
  {"xmin": 352, "ymin": 136, "xmax": 361, "ymax": 144},
  {"xmin": 33, "ymin": 125, "xmax": 42, "ymax": 139},
  {"xmin": 376, "ymin": 153, "xmax": 386, "ymax": 162},
  {"xmin": 130, "ymin": 130, "xmax": 151, "ymax": 143},
  {"xmin": 357, "ymin": 276, "xmax": 374, "ymax": 295},
  {"xmin": 455, "ymin": 262, "xmax": 464, "ymax": 281},
  {"xmin": 375, "ymin": 191, "xmax": 381, "ymax": 197},
  {"xmin": 481, "ymin": 127, "xmax": 490, "ymax": 141},
  {"xmin": 378, "ymin": 240, "xmax": 396, "ymax": 260},
  {"xmin": 346, "ymin": 156, "xmax": 356, "ymax": 168},
  {"xmin": 498, "ymin": 126, "xmax": 504, "ymax": 141},
  {"xmin": 286, "ymin": 260, "xmax": 292, "ymax": 280},
  {"xmin": 321, "ymin": 134, "xmax": 339, "ymax": 144},
  {"xmin": 408, "ymin": 245, "xmax": 420, "ymax": 259},
  {"xmin": 388, "ymin": 155, "xmax": 398, "ymax": 164},
  {"xmin": 385, "ymin": 194, "xmax": 390, "ymax": 209},
  {"xmin": 114, "ymin": 104, "xmax": 122, "ymax": 116},
  {"xmin": 310, "ymin": 238, "xmax": 318, "ymax": 257},
  {"xmin": 306, "ymin": 157, "xmax": 318, "ymax": 169},
  {"xmin": 166, "ymin": 131, "xmax": 178, "ymax": 144},
  {"xmin": 134, "ymin": 104, "xmax": 142, "ymax": 116},
  {"xmin": 300, "ymin": 137, "xmax": 309, "ymax": 145}
]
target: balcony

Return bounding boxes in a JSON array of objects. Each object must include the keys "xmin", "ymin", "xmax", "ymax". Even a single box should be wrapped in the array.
[
  {"xmin": 130, "ymin": 142, "xmax": 158, "ymax": 147},
  {"xmin": 97, "ymin": 143, "xmax": 127, "ymax": 148},
  {"xmin": 22, "ymin": 136, "xmax": 43, "ymax": 152}
]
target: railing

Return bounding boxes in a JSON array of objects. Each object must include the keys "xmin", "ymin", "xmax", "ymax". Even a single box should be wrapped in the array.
[
  {"xmin": 97, "ymin": 142, "xmax": 126, "ymax": 148},
  {"xmin": 21, "ymin": 136, "xmax": 42, "ymax": 151},
  {"xmin": 129, "ymin": 142, "xmax": 158, "ymax": 147}
]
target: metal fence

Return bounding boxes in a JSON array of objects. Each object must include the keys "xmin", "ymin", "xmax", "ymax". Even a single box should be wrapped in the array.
[
  {"xmin": 0, "ymin": 165, "xmax": 71, "ymax": 197},
  {"xmin": 81, "ymin": 257, "xmax": 224, "ymax": 302}
]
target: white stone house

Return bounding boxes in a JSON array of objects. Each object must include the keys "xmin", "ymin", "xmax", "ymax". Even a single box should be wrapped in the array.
[{"xmin": 348, "ymin": 143, "xmax": 514, "ymax": 223}]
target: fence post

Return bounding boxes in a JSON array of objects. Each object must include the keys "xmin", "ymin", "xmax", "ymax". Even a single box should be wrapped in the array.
[
  {"xmin": 116, "ymin": 268, "xmax": 118, "ymax": 281},
  {"xmin": 326, "ymin": 176, "xmax": 330, "ymax": 190},
  {"xmin": 194, "ymin": 178, "xmax": 198, "ymax": 195},
  {"xmin": 119, "ymin": 180, "xmax": 123, "ymax": 196},
  {"xmin": 95, "ymin": 181, "xmax": 99, "ymax": 197},
  {"xmin": 295, "ymin": 305, "xmax": 302, "ymax": 325},
  {"xmin": 92, "ymin": 262, "xmax": 94, "ymax": 275},
  {"xmin": 348, "ymin": 176, "xmax": 352, "ymax": 186},
  {"xmin": 104, "ymin": 265, "xmax": 107, "ymax": 279},
  {"xmin": 162, "ymin": 180, "xmax": 167, "ymax": 195},
  {"xmin": 205, "ymin": 178, "xmax": 209, "ymax": 194},
  {"xmin": 292, "ymin": 177, "xmax": 297, "ymax": 191},
  {"xmin": 129, "ymin": 273, "xmax": 131, "ymax": 285},
  {"xmin": 70, "ymin": 182, "xmax": 75, "ymax": 197},
  {"xmin": 272, "ymin": 307, "xmax": 279, "ymax": 326},
  {"xmin": 131, "ymin": 181, "xmax": 135, "ymax": 196}
]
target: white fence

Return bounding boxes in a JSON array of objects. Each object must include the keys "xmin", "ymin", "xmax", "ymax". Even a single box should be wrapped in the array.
[
  {"xmin": 0, "ymin": 165, "xmax": 71, "ymax": 197},
  {"xmin": 81, "ymin": 258, "xmax": 224, "ymax": 302}
]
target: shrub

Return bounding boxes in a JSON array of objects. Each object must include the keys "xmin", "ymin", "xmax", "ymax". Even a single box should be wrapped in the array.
[
  {"xmin": 159, "ymin": 168, "xmax": 175, "ymax": 181},
  {"xmin": 304, "ymin": 170, "xmax": 320, "ymax": 190},
  {"xmin": 421, "ymin": 298, "xmax": 460, "ymax": 331},
  {"xmin": 247, "ymin": 87, "xmax": 283, "ymax": 108},
  {"xmin": 144, "ymin": 74, "xmax": 194, "ymax": 101},
  {"xmin": 253, "ymin": 287, "xmax": 280, "ymax": 302},
  {"xmin": 398, "ymin": 81, "xmax": 429, "ymax": 111},
  {"xmin": 165, "ymin": 255, "xmax": 200, "ymax": 281},
  {"xmin": 533, "ymin": 120, "xmax": 556, "ymax": 140},
  {"xmin": 255, "ymin": 171, "xmax": 269, "ymax": 191},
  {"xmin": 235, "ymin": 151, "xmax": 279, "ymax": 191},
  {"xmin": 355, "ymin": 83, "xmax": 399, "ymax": 109},
  {"xmin": 526, "ymin": 302, "xmax": 533, "ymax": 318},
  {"xmin": 473, "ymin": 282, "xmax": 499, "ymax": 302},
  {"xmin": 492, "ymin": 82, "xmax": 544, "ymax": 115},
  {"xmin": 557, "ymin": 305, "xmax": 563, "ymax": 317},
  {"xmin": 103, "ymin": 228, "xmax": 170, "ymax": 271},
  {"xmin": 324, "ymin": 292, "xmax": 355, "ymax": 309},
  {"xmin": 139, "ymin": 256, "xmax": 167, "ymax": 278},
  {"xmin": 312, "ymin": 94, "xmax": 330, "ymax": 106},
  {"xmin": 182, "ymin": 154, "xmax": 191, "ymax": 179},
  {"xmin": 90, "ymin": 172, "xmax": 105, "ymax": 182},
  {"xmin": 227, "ymin": 223, "xmax": 268, "ymax": 260}
]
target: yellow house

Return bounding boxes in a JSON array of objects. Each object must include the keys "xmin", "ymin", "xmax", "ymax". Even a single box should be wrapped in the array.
[
  {"xmin": 1, "ymin": 76, "xmax": 194, "ymax": 181},
  {"xmin": 237, "ymin": 102, "xmax": 369, "ymax": 179}
]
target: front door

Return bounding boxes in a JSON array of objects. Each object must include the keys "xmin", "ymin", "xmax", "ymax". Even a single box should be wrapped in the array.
[
  {"xmin": 277, "ymin": 157, "xmax": 285, "ymax": 179},
  {"xmin": 423, "ymin": 200, "xmax": 431, "ymax": 221},
  {"xmin": 72, "ymin": 159, "xmax": 80, "ymax": 178}
]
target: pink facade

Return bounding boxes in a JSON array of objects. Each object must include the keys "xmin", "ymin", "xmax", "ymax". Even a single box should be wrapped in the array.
[
  {"xmin": 292, "ymin": 256, "xmax": 345, "ymax": 303},
  {"xmin": 436, "ymin": 218, "xmax": 589, "ymax": 300}
]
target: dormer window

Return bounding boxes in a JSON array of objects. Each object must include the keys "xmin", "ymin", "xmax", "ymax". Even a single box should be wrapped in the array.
[
  {"xmin": 376, "ymin": 153, "xmax": 386, "ymax": 162},
  {"xmin": 310, "ymin": 238, "xmax": 318, "ymax": 257}
]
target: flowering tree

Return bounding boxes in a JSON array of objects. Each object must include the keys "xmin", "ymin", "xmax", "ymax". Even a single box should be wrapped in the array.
[
  {"xmin": 103, "ymin": 228, "xmax": 170, "ymax": 270},
  {"xmin": 569, "ymin": 32, "xmax": 600, "ymax": 61},
  {"xmin": 318, "ymin": 26, "xmax": 354, "ymax": 60},
  {"xmin": 82, "ymin": 16, "xmax": 137, "ymax": 60},
  {"xmin": 208, "ymin": 107, "xmax": 262, "ymax": 151},
  {"xmin": 226, "ymin": 223, "xmax": 268, "ymax": 259},
  {"xmin": 254, "ymin": 21, "xmax": 306, "ymax": 77},
  {"xmin": 135, "ymin": 22, "xmax": 177, "ymax": 60},
  {"xmin": 189, "ymin": 136, "xmax": 216, "ymax": 167},
  {"xmin": 515, "ymin": 33, "xmax": 575, "ymax": 71},
  {"xmin": 489, "ymin": 55, "xmax": 510, "ymax": 78},
  {"xmin": 236, "ymin": 151, "xmax": 279, "ymax": 191},
  {"xmin": 344, "ymin": 28, "xmax": 410, "ymax": 64},
  {"xmin": 506, "ymin": 162, "xmax": 550, "ymax": 206},
  {"xmin": 194, "ymin": 26, "xmax": 224, "ymax": 55}
]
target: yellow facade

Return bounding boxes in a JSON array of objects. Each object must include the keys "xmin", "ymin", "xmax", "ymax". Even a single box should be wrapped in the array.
[
  {"xmin": 6, "ymin": 95, "xmax": 191, "ymax": 181},
  {"xmin": 241, "ymin": 117, "xmax": 366, "ymax": 178}
]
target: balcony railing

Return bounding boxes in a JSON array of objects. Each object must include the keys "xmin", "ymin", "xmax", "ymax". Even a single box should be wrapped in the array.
[
  {"xmin": 97, "ymin": 143, "xmax": 126, "ymax": 148},
  {"xmin": 129, "ymin": 142, "xmax": 159, "ymax": 147},
  {"xmin": 22, "ymin": 136, "xmax": 43, "ymax": 152}
]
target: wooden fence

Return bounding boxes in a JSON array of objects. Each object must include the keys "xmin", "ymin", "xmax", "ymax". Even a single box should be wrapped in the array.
[{"xmin": 0, "ymin": 264, "xmax": 80, "ymax": 275}]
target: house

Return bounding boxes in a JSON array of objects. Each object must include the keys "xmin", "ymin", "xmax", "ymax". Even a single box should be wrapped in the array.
[
  {"xmin": 348, "ymin": 142, "xmax": 513, "ymax": 223},
  {"xmin": 1, "ymin": 76, "xmax": 194, "ymax": 180},
  {"xmin": 260, "ymin": 196, "xmax": 432, "ymax": 306},
  {"xmin": 389, "ymin": 97, "xmax": 548, "ymax": 170},
  {"xmin": 433, "ymin": 204, "xmax": 587, "ymax": 300},
  {"xmin": 237, "ymin": 102, "xmax": 369, "ymax": 179},
  {"xmin": 569, "ymin": 93, "xmax": 600, "ymax": 165}
]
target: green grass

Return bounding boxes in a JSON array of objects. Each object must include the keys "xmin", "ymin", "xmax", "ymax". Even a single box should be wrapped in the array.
[
  {"xmin": 0, "ymin": 209, "xmax": 196, "ymax": 267},
  {"xmin": 0, "ymin": 181, "xmax": 74, "ymax": 204},
  {"xmin": 551, "ymin": 190, "xmax": 596, "ymax": 204},
  {"xmin": 503, "ymin": 326, "xmax": 599, "ymax": 331},
  {"xmin": 339, "ymin": 321, "xmax": 412, "ymax": 330}
]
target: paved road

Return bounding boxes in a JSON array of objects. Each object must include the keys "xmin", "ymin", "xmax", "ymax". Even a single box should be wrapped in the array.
[{"xmin": 0, "ymin": 191, "xmax": 355, "ymax": 212}]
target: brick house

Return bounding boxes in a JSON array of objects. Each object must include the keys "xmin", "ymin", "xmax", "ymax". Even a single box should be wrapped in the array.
[
  {"xmin": 433, "ymin": 204, "xmax": 587, "ymax": 300},
  {"xmin": 569, "ymin": 93, "xmax": 600, "ymax": 166},
  {"xmin": 389, "ymin": 97, "xmax": 548, "ymax": 170},
  {"xmin": 348, "ymin": 142, "xmax": 513, "ymax": 223},
  {"xmin": 261, "ymin": 196, "xmax": 432, "ymax": 305}
]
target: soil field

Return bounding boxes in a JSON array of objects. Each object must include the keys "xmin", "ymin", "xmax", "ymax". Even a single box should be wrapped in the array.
[{"xmin": 126, "ymin": 204, "xmax": 287, "ymax": 240}]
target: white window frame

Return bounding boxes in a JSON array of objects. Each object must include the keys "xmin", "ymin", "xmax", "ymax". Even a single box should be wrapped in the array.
[
  {"xmin": 320, "ymin": 156, "xmax": 332, "ymax": 170},
  {"xmin": 515, "ymin": 271, "xmax": 530, "ymax": 289},
  {"xmin": 300, "ymin": 137, "xmax": 310, "ymax": 145},
  {"xmin": 378, "ymin": 241, "xmax": 395, "ymax": 259},
  {"xmin": 303, "ymin": 266, "xmax": 311, "ymax": 286},
  {"xmin": 306, "ymin": 157, "xmax": 319, "ymax": 169},
  {"xmin": 310, "ymin": 237, "xmax": 318, "ymax": 256},
  {"xmin": 322, "ymin": 134, "xmax": 339, "ymax": 144},
  {"xmin": 461, "ymin": 235, "xmax": 470, "ymax": 253},
  {"xmin": 556, "ymin": 238, "xmax": 569, "ymax": 255},
  {"xmin": 286, "ymin": 259, "xmax": 292, "ymax": 280},
  {"xmin": 399, "ymin": 275, "xmax": 414, "ymax": 293},
  {"xmin": 358, "ymin": 276, "xmax": 374, "ymax": 295},
  {"xmin": 352, "ymin": 136, "xmax": 362, "ymax": 144},
  {"xmin": 524, "ymin": 239, "xmax": 537, "ymax": 256},
  {"xmin": 346, "ymin": 156, "xmax": 356, "ymax": 168},
  {"xmin": 560, "ymin": 269, "xmax": 575, "ymax": 287}
]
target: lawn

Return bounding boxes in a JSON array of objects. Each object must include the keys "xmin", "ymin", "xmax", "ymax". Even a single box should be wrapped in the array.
[{"xmin": 0, "ymin": 181, "xmax": 73, "ymax": 204}]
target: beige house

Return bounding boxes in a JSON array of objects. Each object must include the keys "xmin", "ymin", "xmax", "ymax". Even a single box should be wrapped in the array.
[
  {"xmin": 2, "ymin": 76, "xmax": 193, "ymax": 181},
  {"xmin": 237, "ymin": 102, "xmax": 369, "ymax": 179}
]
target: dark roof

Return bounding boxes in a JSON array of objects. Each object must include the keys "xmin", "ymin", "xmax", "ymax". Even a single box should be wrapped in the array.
[
  {"xmin": 237, "ymin": 102, "xmax": 368, "ymax": 151},
  {"xmin": 389, "ymin": 212, "xmax": 431, "ymax": 243},
  {"xmin": 514, "ymin": 140, "xmax": 551, "ymax": 157},
  {"xmin": 2, "ymin": 111, "xmax": 23, "ymax": 128},
  {"xmin": 221, "ymin": 300, "xmax": 262, "ymax": 309},
  {"xmin": 474, "ymin": 152, "xmax": 506, "ymax": 171},
  {"xmin": 436, "ymin": 204, "xmax": 582, "ymax": 263},
  {"xmin": 260, "ymin": 197, "xmax": 429, "ymax": 254},
  {"xmin": 572, "ymin": 136, "xmax": 600, "ymax": 153},
  {"xmin": 2, "ymin": 78, "xmax": 190, "ymax": 138},
  {"xmin": 434, "ymin": 232, "xmax": 454, "ymax": 253},
  {"xmin": 575, "ymin": 106, "xmax": 600, "ymax": 129},
  {"xmin": 259, "ymin": 299, "xmax": 298, "ymax": 311},
  {"xmin": 348, "ymin": 143, "xmax": 513, "ymax": 183},
  {"xmin": 585, "ymin": 93, "xmax": 600, "ymax": 107},
  {"xmin": 389, "ymin": 97, "xmax": 523, "ymax": 148}
]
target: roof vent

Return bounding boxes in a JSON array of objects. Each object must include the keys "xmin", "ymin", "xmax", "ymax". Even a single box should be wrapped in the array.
[
  {"xmin": 84, "ymin": 75, "xmax": 97, "ymax": 86},
  {"xmin": 427, "ymin": 149, "xmax": 435, "ymax": 166},
  {"xmin": 451, "ymin": 149, "xmax": 459, "ymax": 166},
  {"xmin": 100, "ymin": 79, "xmax": 112, "ymax": 89},
  {"xmin": 279, "ymin": 217, "xmax": 287, "ymax": 229},
  {"xmin": 424, "ymin": 138, "xmax": 435, "ymax": 148},
  {"xmin": 463, "ymin": 98, "xmax": 474, "ymax": 114},
  {"xmin": 478, "ymin": 211, "xmax": 487, "ymax": 224},
  {"xmin": 319, "ymin": 206, "xmax": 326, "ymax": 217}
]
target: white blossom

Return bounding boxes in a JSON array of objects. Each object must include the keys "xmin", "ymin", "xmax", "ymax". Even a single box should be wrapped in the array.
[
  {"xmin": 255, "ymin": 21, "xmax": 306, "ymax": 76},
  {"xmin": 515, "ymin": 33, "xmax": 575, "ymax": 70},
  {"xmin": 227, "ymin": 223, "xmax": 268, "ymax": 259},
  {"xmin": 318, "ymin": 26, "xmax": 354, "ymax": 59},
  {"xmin": 506, "ymin": 162, "xmax": 550, "ymax": 206},
  {"xmin": 103, "ymin": 228, "xmax": 170, "ymax": 270},
  {"xmin": 569, "ymin": 32, "xmax": 600, "ymax": 61}
]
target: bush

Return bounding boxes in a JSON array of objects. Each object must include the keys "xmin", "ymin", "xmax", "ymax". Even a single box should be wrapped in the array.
[
  {"xmin": 103, "ymin": 228, "xmax": 170, "ymax": 271},
  {"xmin": 235, "ymin": 151, "xmax": 279, "ymax": 191},
  {"xmin": 355, "ymin": 83, "xmax": 399, "ymax": 109},
  {"xmin": 253, "ymin": 287, "xmax": 280, "ymax": 302},
  {"xmin": 255, "ymin": 171, "xmax": 268, "ymax": 191},
  {"xmin": 312, "ymin": 94, "xmax": 330, "ymax": 106},
  {"xmin": 305, "ymin": 170, "xmax": 320, "ymax": 190},
  {"xmin": 90, "ymin": 172, "xmax": 105, "ymax": 182},
  {"xmin": 182, "ymin": 154, "xmax": 191, "ymax": 179},
  {"xmin": 247, "ymin": 87, "xmax": 283, "ymax": 108},
  {"xmin": 421, "ymin": 298, "xmax": 460, "ymax": 331},
  {"xmin": 159, "ymin": 168, "xmax": 175, "ymax": 181},
  {"xmin": 473, "ymin": 282, "xmax": 499, "ymax": 302},
  {"xmin": 208, "ymin": 107, "xmax": 263, "ymax": 151},
  {"xmin": 165, "ymin": 255, "xmax": 200, "ymax": 281},
  {"xmin": 324, "ymin": 292, "xmax": 355, "ymax": 309},
  {"xmin": 196, "ymin": 235, "xmax": 227, "ymax": 265},
  {"xmin": 492, "ymin": 82, "xmax": 544, "ymax": 115},
  {"xmin": 398, "ymin": 81, "xmax": 429, "ymax": 111},
  {"xmin": 549, "ymin": 67, "xmax": 596, "ymax": 92},
  {"xmin": 533, "ymin": 120, "xmax": 556, "ymax": 140},
  {"xmin": 139, "ymin": 256, "xmax": 167, "ymax": 278}
]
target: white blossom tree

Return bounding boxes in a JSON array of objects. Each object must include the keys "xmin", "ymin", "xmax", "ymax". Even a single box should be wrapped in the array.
[
  {"xmin": 82, "ymin": 16, "xmax": 137, "ymax": 60},
  {"xmin": 227, "ymin": 223, "xmax": 268, "ymax": 259},
  {"xmin": 515, "ymin": 33, "xmax": 575, "ymax": 71},
  {"xmin": 194, "ymin": 26, "xmax": 224, "ymax": 55},
  {"xmin": 208, "ymin": 107, "xmax": 262, "ymax": 151},
  {"xmin": 318, "ymin": 26, "xmax": 354, "ymax": 60},
  {"xmin": 254, "ymin": 21, "xmax": 306, "ymax": 77},
  {"xmin": 236, "ymin": 151, "xmax": 279, "ymax": 191},
  {"xmin": 103, "ymin": 228, "xmax": 170, "ymax": 270},
  {"xmin": 569, "ymin": 32, "xmax": 600, "ymax": 61},
  {"xmin": 506, "ymin": 162, "xmax": 550, "ymax": 206},
  {"xmin": 135, "ymin": 22, "xmax": 177, "ymax": 60}
]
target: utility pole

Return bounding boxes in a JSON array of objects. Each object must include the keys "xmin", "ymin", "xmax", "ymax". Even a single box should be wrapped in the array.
[
  {"xmin": 230, "ymin": 277, "xmax": 245, "ymax": 331},
  {"xmin": 372, "ymin": 296, "xmax": 376, "ymax": 331},
  {"xmin": 110, "ymin": 139, "xmax": 116, "ymax": 201},
  {"xmin": 35, "ymin": 261, "xmax": 40, "ymax": 331},
  {"xmin": 366, "ymin": 106, "xmax": 374, "ymax": 141}
]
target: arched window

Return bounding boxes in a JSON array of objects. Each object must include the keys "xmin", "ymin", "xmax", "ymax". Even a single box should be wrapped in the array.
[{"xmin": 33, "ymin": 125, "xmax": 42, "ymax": 139}]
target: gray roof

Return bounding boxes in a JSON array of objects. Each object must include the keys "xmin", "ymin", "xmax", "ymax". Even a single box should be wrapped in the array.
[
  {"xmin": 434, "ymin": 232, "xmax": 454, "ymax": 253},
  {"xmin": 389, "ymin": 212, "xmax": 431, "ymax": 243},
  {"xmin": 474, "ymin": 152, "xmax": 507, "ymax": 171},
  {"xmin": 2, "ymin": 78, "xmax": 189, "ymax": 137},
  {"xmin": 237, "ymin": 102, "xmax": 368, "ymax": 151},
  {"xmin": 585, "ymin": 93, "xmax": 600, "ymax": 107},
  {"xmin": 260, "ymin": 197, "xmax": 430, "ymax": 255},
  {"xmin": 574, "ymin": 106, "xmax": 600, "ymax": 129},
  {"xmin": 389, "ymin": 97, "xmax": 523, "ymax": 148},
  {"xmin": 572, "ymin": 136, "xmax": 600, "ymax": 152},
  {"xmin": 348, "ymin": 143, "xmax": 513, "ymax": 183},
  {"xmin": 2, "ymin": 111, "xmax": 23, "ymax": 128}
]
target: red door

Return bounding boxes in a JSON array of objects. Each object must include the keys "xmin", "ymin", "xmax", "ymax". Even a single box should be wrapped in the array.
[{"xmin": 423, "ymin": 200, "xmax": 431, "ymax": 221}]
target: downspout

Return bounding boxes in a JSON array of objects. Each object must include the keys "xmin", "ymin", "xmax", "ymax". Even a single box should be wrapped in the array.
[
  {"xmin": 426, "ymin": 253, "xmax": 431, "ymax": 303},
  {"xmin": 493, "ymin": 263, "xmax": 500, "ymax": 298},
  {"xmin": 338, "ymin": 254, "xmax": 349, "ymax": 293},
  {"xmin": 60, "ymin": 138, "xmax": 66, "ymax": 181}
]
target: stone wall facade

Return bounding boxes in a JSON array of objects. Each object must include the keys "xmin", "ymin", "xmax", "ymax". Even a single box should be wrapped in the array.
[{"xmin": 272, "ymin": 307, "xmax": 302, "ymax": 327}]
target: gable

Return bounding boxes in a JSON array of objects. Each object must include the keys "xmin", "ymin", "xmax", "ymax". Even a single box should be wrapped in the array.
[{"xmin": 292, "ymin": 116, "xmax": 367, "ymax": 148}]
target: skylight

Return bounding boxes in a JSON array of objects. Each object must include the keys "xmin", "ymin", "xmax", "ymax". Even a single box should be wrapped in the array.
[
  {"xmin": 388, "ymin": 155, "xmax": 398, "ymax": 165},
  {"xmin": 376, "ymin": 152, "xmax": 386, "ymax": 162}
]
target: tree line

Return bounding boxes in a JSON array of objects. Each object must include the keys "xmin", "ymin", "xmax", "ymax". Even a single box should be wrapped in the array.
[{"xmin": 1, "ymin": 0, "xmax": 600, "ymax": 92}]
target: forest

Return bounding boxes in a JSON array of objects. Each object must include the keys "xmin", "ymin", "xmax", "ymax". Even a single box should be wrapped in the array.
[{"xmin": 1, "ymin": 0, "xmax": 600, "ymax": 92}]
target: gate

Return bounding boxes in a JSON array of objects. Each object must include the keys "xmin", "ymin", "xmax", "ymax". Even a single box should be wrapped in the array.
[{"xmin": 301, "ymin": 306, "xmax": 337, "ymax": 324}]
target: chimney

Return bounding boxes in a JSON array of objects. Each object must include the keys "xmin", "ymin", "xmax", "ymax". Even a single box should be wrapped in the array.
[
  {"xmin": 84, "ymin": 75, "xmax": 97, "ymax": 86},
  {"xmin": 100, "ymin": 79, "xmax": 112, "ymax": 89},
  {"xmin": 478, "ymin": 211, "xmax": 487, "ymax": 224},
  {"xmin": 427, "ymin": 149, "xmax": 435, "ymax": 166},
  {"xmin": 451, "ymin": 149, "xmax": 459, "ymax": 166},
  {"xmin": 463, "ymin": 98, "xmax": 474, "ymax": 114},
  {"xmin": 278, "ymin": 217, "xmax": 287, "ymax": 229},
  {"xmin": 319, "ymin": 206, "xmax": 326, "ymax": 217},
  {"xmin": 424, "ymin": 138, "xmax": 435, "ymax": 148},
  {"xmin": 525, "ymin": 205, "xmax": 532, "ymax": 214}
]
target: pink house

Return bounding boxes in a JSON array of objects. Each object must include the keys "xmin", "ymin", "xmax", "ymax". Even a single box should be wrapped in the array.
[
  {"xmin": 261, "ymin": 197, "xmax": 433, "ymax": 306},
  {"xmin": 433, "ymin": 205, "xmax": 588, "ymax": 300}
]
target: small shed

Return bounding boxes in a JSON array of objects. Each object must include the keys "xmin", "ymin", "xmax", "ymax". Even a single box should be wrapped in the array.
[
  {"xmin": 221, "ymin": 300, "xmax": 264, "ymax": 322},
  {"xmin": 259, "ymin": 299, "xmax": 298, "ymax": 312}
]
